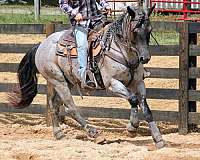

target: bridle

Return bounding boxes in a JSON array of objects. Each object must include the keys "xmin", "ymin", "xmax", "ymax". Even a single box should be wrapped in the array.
[{"xmin": 109, "ymin": 12, "xmax": 151, "ymax": 67}]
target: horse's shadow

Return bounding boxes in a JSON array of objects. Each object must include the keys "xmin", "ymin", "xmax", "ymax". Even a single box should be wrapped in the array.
[{"xmin": 96, "ymin": 138, "xmax": 200, "ymax": 151}]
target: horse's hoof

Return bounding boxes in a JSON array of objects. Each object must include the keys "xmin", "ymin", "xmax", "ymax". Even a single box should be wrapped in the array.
[
  {"xmin": 155, "ymin": 140, "xmax": 166, "ymax": 149},
  {"xmin": 88, "ymin": 127, "xmax": 99, "ymax": 138},
  {"xmin": 54, "ymin": 130, "xmax": 65, "ymax": 140},
  {"xmin": 127, "ymin": 122, "xmax": 138, "ymax": 133}
]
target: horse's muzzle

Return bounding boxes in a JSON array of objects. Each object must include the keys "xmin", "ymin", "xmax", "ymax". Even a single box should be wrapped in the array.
[{"xmin": 140, "ymin": 57, "xmax": 150, "ymax": 64}]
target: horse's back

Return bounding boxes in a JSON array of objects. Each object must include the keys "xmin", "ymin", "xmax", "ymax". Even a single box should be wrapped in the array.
[{"xmin": 35, "ymin": 30, "xmax": 67, "ymax": 73}]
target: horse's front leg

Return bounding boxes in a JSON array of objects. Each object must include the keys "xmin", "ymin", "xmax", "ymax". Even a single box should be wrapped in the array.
[
  {"xmin": 108, "ymin": 78, "xmax": 139, "ymax": 129},
  {"xmin": 126, "ymin": 96, "xmax": 140, "ymax": 132},
  {"xmin": 137, "ymin": 81, "xmax": 165, "ymax": 148}
]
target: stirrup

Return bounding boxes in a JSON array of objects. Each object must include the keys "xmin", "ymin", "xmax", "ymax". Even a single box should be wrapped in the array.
[
  {"xmin": 85, "ymin": 79, "xmax": 96, "ymax": 88},
  {"xmin": 81, "ymin": 75, "xmax": 96, "ymax": 89}
]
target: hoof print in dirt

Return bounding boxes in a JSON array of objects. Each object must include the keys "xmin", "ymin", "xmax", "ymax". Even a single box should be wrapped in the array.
[
  {"xmin": 75, "ymin": 133, "xmax": 88, "ymax": 140},
  {"xmin": 94, "ymin": 136, "xmax": 106, "ymax": 144},
  {"xmin": 126, "ymin": 131, "xmax": 137, "ymax": 138}
]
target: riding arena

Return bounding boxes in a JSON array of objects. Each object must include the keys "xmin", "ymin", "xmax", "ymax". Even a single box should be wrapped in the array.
[{"xmin": 0, "ymin": 2, "xmax": 200, "ymax": 160}]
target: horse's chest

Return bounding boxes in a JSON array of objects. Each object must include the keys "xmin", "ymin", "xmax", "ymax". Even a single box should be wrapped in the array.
[
  {"xmin": 113, "ymin": 68, "xmax": 132, "ymax": 84},
  {"xmin": 114, "ymin": 64, "xmax": 144, "ymax": 85}
]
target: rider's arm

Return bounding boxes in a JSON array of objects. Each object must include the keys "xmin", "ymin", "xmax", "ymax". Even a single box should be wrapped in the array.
[{"xmin": 59, "ymin": 0, "xmax": 79, "ymax": 17}]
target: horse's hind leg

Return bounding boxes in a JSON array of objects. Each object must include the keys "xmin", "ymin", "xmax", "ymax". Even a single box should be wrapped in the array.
[
  {"xmin": 53, "ymin": 81, "xmax": 99, "ymax": 138},
  {"xmin": 51, "ymin": 89, "xmax": 65, "ymax": 124},
  {"xmin": 48, "ymin": 83, "xmax": 65, "ymax": 140},
  {"xmin": 45, "ymin": 62, "xmax": 98, "ymax": 138},
  {"xmin": 137, "ymin": 81, "xmax": 165, "ymax": 148}
]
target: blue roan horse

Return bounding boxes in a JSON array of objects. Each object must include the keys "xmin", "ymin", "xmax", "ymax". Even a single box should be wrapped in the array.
[{"xmin": 9, "ymin": 5, "xmax": 165, "ymax": 148}]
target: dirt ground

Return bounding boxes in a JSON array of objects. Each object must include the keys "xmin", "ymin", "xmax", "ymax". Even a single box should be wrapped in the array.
[
  {"xmin": 0, "ymin": 113, "xmax": 200, "ymax": 160},
  {"xmin": 0, "ymin": 34, "xmax": 200, "ymax": 160}
]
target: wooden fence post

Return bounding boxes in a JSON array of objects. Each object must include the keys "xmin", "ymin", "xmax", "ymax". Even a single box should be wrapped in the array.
[
  {"xmin": 188, "ymin": 23, "xmax": 197, "ymax": 131},
  {"xmin": 45, "ymin": 23, "xmax": 55, "ymax": 126},
  {"xmin": 179, "ymin": 21, "xmax": 189, "ymax": 134},
  {"xmin": 34, "ymin": 0, "xmax": 40, "ymax": 21}
]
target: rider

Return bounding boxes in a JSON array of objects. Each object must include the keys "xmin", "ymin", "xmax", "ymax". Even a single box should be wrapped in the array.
[{"xmin": 59, "ymin": 0, "xmax": 111, "ymax": 88}]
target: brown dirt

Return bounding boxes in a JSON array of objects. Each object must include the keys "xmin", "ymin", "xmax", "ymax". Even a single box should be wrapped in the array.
[
  {"xmin": 0, "ymin": 113, "xmax": 200, "ymax": 160},
  {"xmin": 1, "ymin": 34, "xmax": 200, "ymax": 160}
]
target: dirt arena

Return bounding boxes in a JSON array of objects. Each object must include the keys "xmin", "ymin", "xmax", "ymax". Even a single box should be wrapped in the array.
[{"xmin": 0, "ymin": 34, "xmax": 200, "ymax": 160}]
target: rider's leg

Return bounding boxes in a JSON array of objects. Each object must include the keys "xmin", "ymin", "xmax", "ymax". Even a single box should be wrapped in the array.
[
  {"xmin": 74, "ymin": 26, "xmax": 95, "ymax": 88},
  {"xmin": 74, "ymin": 26, "xmax": 88, "ymax": 82}
]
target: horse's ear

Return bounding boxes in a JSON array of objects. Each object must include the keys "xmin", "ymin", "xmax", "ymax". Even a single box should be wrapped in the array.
[
  {"xmin": 127, "ymin": 6, "xmax": 136, "ymax": 18},
  {"xmin": 147, "ymin": 3, "xmax": 156, "ymax": 17}
]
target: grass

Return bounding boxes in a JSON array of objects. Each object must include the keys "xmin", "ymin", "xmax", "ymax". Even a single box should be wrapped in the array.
[
  {"xmin": 0, "ymin": 4, "xmax": 68, "ymax": 24},
  {"xmin": 0, "ymin": 13, "xmax": 68, "ymax": 24},
  {"xmin": 150, "ymin": 32, "xmax": 179, "ymax": 45},
  {"xmin": 0, "ymin": 4, "xmax": 180, "ymax": 45},
  {"xmin": 0, "ymin": 4, "xmax": 57, "ymax": 10},
  {"xmin": 0, "ymin": 14, "xmax": 179, "ymax": 45}
]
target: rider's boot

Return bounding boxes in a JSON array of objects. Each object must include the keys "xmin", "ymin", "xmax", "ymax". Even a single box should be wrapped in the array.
[{"xmin": 79, "ymin": 68, "xmax": 96, "ymax": 89}]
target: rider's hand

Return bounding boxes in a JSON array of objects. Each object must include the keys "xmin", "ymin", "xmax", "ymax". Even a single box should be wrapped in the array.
[{"xmin": 75, "ymin": 13, "xmax": 83, "ymax": 22}]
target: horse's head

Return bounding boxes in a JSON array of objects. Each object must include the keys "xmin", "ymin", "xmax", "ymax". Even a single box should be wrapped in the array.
[{"xmin": 125, "ymin": 5, "xmax": 155, "ymax": 64}]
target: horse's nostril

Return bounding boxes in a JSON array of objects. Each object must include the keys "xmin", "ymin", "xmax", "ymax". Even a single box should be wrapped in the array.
[
  {"xmin": 140, "ymin": 57, "xmax": 144, "ymax": 62},
  {"xmin": 140, "ymin": 57, "xmax": 150, "ymax": 64}
]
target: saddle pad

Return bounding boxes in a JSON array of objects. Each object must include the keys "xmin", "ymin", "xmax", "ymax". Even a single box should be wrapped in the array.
[
  {"xmin": 56, "ymin": 43, "xmax": 77, "ymax": 58},
  {"xmin": 56, "ymin": 29, "xmax": 103, "ymax": 58},
  {"xmin": 56, "ymin": 30, "xmax": 78, "ymax": 58},
  {"xmin": 59, "ymin": 29, "xmax": 76, "ymax": 46}
]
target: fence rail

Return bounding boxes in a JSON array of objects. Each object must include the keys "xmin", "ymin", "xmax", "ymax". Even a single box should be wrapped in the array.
[{"xmin": 0, "ymin": 22, "xmax": 200, "ymax": 134}]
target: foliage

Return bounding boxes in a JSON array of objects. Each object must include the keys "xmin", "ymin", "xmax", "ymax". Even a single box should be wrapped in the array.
[{"xmin": 150, "ymin": 32, "xmax": 179, "ymax": 45}]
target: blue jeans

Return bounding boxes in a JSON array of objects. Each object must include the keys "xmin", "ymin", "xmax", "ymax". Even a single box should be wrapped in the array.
[{"xmin": 74, "ymin": 26, "xmax": 88, "ymax": 81}]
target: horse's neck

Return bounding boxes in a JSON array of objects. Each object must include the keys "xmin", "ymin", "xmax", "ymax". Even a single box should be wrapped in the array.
[
  {"xmin": 111, "ymin": 36, "xmax": 138, "ymax": 61},
  {"xmin": 101, "ymin": 14, "xmax": 138, "ymax": 64},
  {"xmin": 102, "ymin": 15, "xmax": 124, "ymax": 42}
]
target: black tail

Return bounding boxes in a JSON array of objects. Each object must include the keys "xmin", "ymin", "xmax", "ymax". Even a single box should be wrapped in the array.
[{"xmin": 8, "ymin": 44, "xmax": 40, "ymax": 108}]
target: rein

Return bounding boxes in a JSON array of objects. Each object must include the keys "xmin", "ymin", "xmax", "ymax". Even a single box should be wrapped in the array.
[
  {"xmin": 150, "ymin": 32, "xmax": 159, "ymax": 46},
  {"xmin": 108, "ymin": 14, "xmax": 141, "ymax": 69}
]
